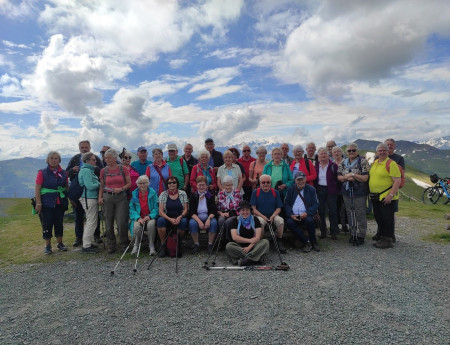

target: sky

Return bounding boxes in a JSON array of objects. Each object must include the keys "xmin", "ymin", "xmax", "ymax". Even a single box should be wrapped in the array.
[{"xmin": 0, "ymin": 0, "xmax": 449, "ymax": 159}]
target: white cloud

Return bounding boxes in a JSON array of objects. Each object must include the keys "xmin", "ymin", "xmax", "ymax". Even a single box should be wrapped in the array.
[
  {"xmin": 2, "ymin": 40, "xmax": 32, "ymax": 49},
  {"xmin": 169, "ymin": 59, "xmax": 187, "ymax": 69},
  {"xmin": 0, "ymin": 0, "xmax": 35, "ymax": 18},
  {"xmin": 188, "ymin": 66, "xmax": 243, "ymax": 99}
]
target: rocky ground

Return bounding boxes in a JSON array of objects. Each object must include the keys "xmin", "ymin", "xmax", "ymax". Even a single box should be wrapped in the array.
[{"xmin": 1, "ymin": 217, "xmax": 449, "ymax": 345}]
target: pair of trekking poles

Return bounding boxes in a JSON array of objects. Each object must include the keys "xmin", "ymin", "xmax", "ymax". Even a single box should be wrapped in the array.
[{"xmin": 203, "ymin": 219, "xmax": 289, "ymax": 271}]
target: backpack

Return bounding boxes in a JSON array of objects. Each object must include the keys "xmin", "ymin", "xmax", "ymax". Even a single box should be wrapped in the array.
[
  {"xmin": 166, "ymin": 232, "xmax": 182, "ymax": 258},
  {"xmin": 386, "ymin": 159, "xmax": 405, "ymax": 188},
  {"xmin": 67, "ymin": 176, "xmax": 86, "ymax": 202},
  {"xmin": 256, "ymin": 187, "xmax": 276, "ymax": 198}
]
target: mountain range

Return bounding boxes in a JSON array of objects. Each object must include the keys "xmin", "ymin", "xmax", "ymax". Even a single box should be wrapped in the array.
[{"xmin": 0, "ymin": 139, "xmax": 448, "ymax": 198}]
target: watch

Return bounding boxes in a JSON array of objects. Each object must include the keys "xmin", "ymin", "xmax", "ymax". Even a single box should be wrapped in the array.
[{"xmin": 389, "ymin": 193, "xmax": 394, "ymax": 197}]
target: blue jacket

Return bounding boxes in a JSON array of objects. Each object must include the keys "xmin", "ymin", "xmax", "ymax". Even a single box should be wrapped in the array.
[
  {"xmin": 40, "ymin": 165, "xmax": 68, "ymax": 209},
  {"xmin": 128, "ymin": 187, "xmax": 159, "ymax": 233},
  {"xmin": 78, "ymin": 163, "xmax": 100, "ymax": 199},
  {"xmin": 284, "ymin": 184, "xmax": 319, "ymax": 218}
]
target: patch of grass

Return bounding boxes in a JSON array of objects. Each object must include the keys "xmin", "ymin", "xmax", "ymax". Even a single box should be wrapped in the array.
[{"xmin": 423, "ymin": 232, "xmax": 450, "ymax": 243}]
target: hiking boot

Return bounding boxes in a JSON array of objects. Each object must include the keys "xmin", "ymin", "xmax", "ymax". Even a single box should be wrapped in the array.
[
  {"xmin": 373, "ymin": 237, "xmax": 394, "ymax": 249},
  {"xmin": 73, "ymin": 237, "xmax": 82, "ymax": 247},
  {"xmin": 57, "ymin": 242, "xmax": 68, "ymax": 251},
  {"xmin": 330, "ymin": 234, "xmax": 338, "ymax": 240},
  {"xmin": 82, "ymin": 246, "xmax": 99, "ymax": 254},
  {"xmin": 108, "ymin": 247, "xmax": 116, "ymax": 254},
  {"xmin": 259, "ymin": 254, "xmax": 267, "ymax": 265},
  {"xmin": 207, "ymin": 244, "xmax": 214, "ymax": 254},
  {"xmin": 341, "ymin": 225, "xmax": 349, "ymax": 233},
  {"xmin": 149, "ymin": 246, "xmax": 156, "ymax": 256},
  {"xmin": 356, "ymin": 237, "xmax": 365, "ymax": 246},
  {"xmin": 94, "ymin": 237, "xmax": 103, "ymax": 244},
  {"xmin": 238, "ymin": 257, "xmax": 248, "ymax": 266},
  {"xmin": 158, "ymin": 244, "xmax": 167, "ymax": 258},
  {"xmin": 319, "ymin": 233, "xmax": 327, "ymax": 239},
  {"xmin": 44, "ymin": 245, "xmax": 52, "ymax": 255},
  {"xmin": 372, "ymin": 232, "xmax": 381, "ymax": 241},
  {"xmin": 392, "ymin": 235, "xmax": 396, "ymax": 243},
  {"xmin": 90, "ymin": 242, "xmax": 99, "ymax": 248},
  {"xmin": 276, "ymin": 238, "xmax": 287, "ymax": 254},
  {"xmin": 192, "ymin": 243, "xmax": 200, "ymax": 254},
  {"xmin": 131, "ymin": 246, "xmax": 138, "ymax": 256},
  {"xmin": 311, "ymin": 242, "xmax": 321, "ymax": 252},
  {"xmin": 301, "ymin": 241, "xmax": 312, "ymax": 253}
]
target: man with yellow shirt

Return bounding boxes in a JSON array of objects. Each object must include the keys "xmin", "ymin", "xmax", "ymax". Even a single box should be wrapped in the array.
[{"xmin": 369, "ymin": 143, "xmax": 401, "ymax": 249}]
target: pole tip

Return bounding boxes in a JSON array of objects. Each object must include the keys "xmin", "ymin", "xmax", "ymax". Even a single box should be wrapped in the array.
[{"xmin": 110, "ymin": 271, "xmax": 114, "ymax": 276}]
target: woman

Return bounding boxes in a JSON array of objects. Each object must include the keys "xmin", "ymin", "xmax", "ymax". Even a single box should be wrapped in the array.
[
  {"xmin": 120, "ymin": 149, "xmax": 139, "ymax": 198},
  {"xmin": 337, "ymin": 143, "xmax": 370, "ymax": 245},
  {"xmin": 228, "ymin": 147, "xmax": 246, "ymax": 178},
  {"xmin": 369, "ymin": 143, "xmax": 401, "ymax": 249},
  {"xmin": 333, "ymin": 146, "xmax": 348, "ymax": 233},
  {"xmin": 189, "ymin": 150, "xmax": 217, "ymax": 194},
  {"xmin": 145, "ymin": 148, "xmax": 171, "ymax": 196},
  {"xmin": 188, "ymin": 176, "xmax": 218, "ymax": 254},
  {"xmin": 217, "ymin": 175, "xmax": 242, "ymax": 242},
  {"xmin": 157, "ymin": 176, "xmax": 189, "ymax": 257},
  {"xmin": 262, "ymin": 147, "xmax": 293, "ymax": 199},
  {"xmin": 98, "ymin": 148, "xmax": 131, "ymax": 254},
  {"xmin": 217, "ymin": 150, "xmax": 243, "ymax": 193},
  {"xmin": 289, "ymin": 144, "xmax": 316, "ymax": 186},
  {"xmin": 35, "ymin": 151, "xmax": 69, "ymax": 255},
  {"xmin": 129, "ymin": 175, "xmax": 159, "ymax": 256},
  {"xmin": 314, "ymin": 147, "xmax": 339, "ymax": 240},
  {"xmin": 78, "ymin": 152, "xmax": 101, "ymax": 253},
  {"xmin": 225, "ymin": 200, "xmax": 269, "ymax": 266},
  {"xmin": 249, "ymin": 146, "xmax": 267, "ymax": 189}
]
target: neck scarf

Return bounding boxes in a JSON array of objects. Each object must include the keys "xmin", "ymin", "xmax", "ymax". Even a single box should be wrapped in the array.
[
  {"xmin": 168, "ymin": 189, "xmax": 178, "ymax": 196},
  {"xmin": 224, "ymin": 189, "xmax": 235, "ymax": 204},
  {"xmin": 237, "ymin": 214, "xmax": 255, "ymax": 236}
]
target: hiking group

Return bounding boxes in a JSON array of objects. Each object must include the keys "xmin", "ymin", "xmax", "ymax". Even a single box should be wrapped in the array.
[{"xmin": 34, "ymin": 137, "xmax": 404, "ymax": 265}]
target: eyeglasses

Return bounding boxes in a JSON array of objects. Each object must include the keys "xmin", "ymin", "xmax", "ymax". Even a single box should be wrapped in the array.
[
  {"xmin": 243, "ymin": 149, "xmax": 250, "ymax": 152},
  {"xmin": 137, "ymin": 182, "xmax": 148, "ymax": 185},
  {"xmin": 347, "ymin": 149, "xmax": 357, "ymax": 153},
  {"xmin": 100, "ymin": 151, "xmax": 106, "ymax": 155},
  {"xmin": 123, "ymin": 156, "xmax": 132, "ymax": 159},
  {"xmin": 260, "ymin": 181, "xmax": 271, "ymax": 184},
  {"xmin": 167, "ymin": 181, "xmax": 177, "ymax": 185}
]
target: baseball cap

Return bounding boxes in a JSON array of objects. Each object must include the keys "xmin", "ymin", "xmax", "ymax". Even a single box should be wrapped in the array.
[
  {"xmin": 294, "ymin": 171, "xmax": 306, "ymax": 180},
  {"xmin": 167, "ymin": 144, "xmax": 177, "ymax": 151},
  {"xmin": 137, "ymin": 146, "xmax": 147, "ymax": 152}
]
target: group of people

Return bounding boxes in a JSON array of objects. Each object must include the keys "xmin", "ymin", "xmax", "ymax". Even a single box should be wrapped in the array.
[{"xmin": 34, "ymin": 137, "xmax": 404, "ymax": 265}]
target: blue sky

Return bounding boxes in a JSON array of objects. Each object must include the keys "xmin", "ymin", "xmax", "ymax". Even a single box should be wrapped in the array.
[{"xmin": 0, "ymin": 0, "xmax": 449, "ymax": 159}]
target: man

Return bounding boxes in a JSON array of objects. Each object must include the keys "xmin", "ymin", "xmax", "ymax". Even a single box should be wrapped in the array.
[
  {"xmin": 326, "ymin": 141, "xmax": 337, "ymax": 161},
  {"xmin": 237, "ymin": 145, "xmax": 256, "ymax": 201},
  {"xmin": 131, "ymin": 146, "xmax": 152, "ymax": 176},
  {"xmin": 284, "ymin": 171, "xmax": 320, "ymax": 252},
  {"xmin": 204, "ymin": 138, "xmax": 224, "ymax": 173},
  {"xmin": 100, "ymin": 145, "xmax": 110, "ymax": 166},
  {"xmin": 280, "ymin": 143, "xmax": 294, "ymax": 165},
  {"xmin": 250, "ymin": 174, "xmax": 287, "ymax": 254},
  {"xmin": 305, "ymin": 142, "xmax": 318, "ymax": 163},
  {"xmin": 166, "ymin": 144, "xmax": 189, "ymax": 191},
  {"xmin": 182, "ymin": 143, "xmax": 198, "ymax": 175},
  {"xmin": 66, "ymin": 140, "xmax": 103, "ymax": 247}
]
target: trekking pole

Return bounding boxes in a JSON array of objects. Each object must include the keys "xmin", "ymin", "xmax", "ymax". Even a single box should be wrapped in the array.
[
  {"xmin": 99, "ymin": 206, "xmax": 106, "ymax": 250},
  {"xmin": 203, "ymin": 222, "xmax": 225, "ymax": 269},
  {"xmin": 110, "ymin": 236, "xmax": 135, "ymax": 276},
  {"xmin": 146, "ymin": 227, "xmax": 174, "ymax": 271},
  {"xmin": 207, "ymin": 265, "xmax": 290, "ymax": 271},
  {"xmin": 175, "ymin": 226, "xmax": 179, "ymax": 274},
  {"xmin": 133, "ymin": 222, "xmax": 146, "ymax": 274},
  {"xmin": 267, "ymin": 222, "xmax": 289, "ymax": 269},
  {"xmin": 349, "ymin": 185, "xmax": 358, "ymax": 246}
]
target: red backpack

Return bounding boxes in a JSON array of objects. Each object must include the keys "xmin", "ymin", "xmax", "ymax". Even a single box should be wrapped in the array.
[
  {"xmin": 256, "ymin": 187, "xmax": 276, "ymax": 198},
  {"xmin": 386, "ymin": 159, "xmax": 405, "ymax": 188}
]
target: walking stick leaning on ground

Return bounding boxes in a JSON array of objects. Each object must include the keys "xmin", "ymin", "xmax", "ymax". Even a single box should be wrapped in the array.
[
  {"xmin": 110, "ymin": 235, "xmax": 135, "ymax": 276},
  {"xmin": 267, "ymin": 222, "xmax": 289, "ymax": 270},
  {"xmin": 348, "ymin": 184, "xmax": 359, "ymax": 246},
  {"xmin": 99, "ymin": 206, "xmax": 106, "ymax": 250},
  {"xmin": 133, "ymin": 222, "xmax": 146, "ymax": 274},
  {"xmin": 203, "ymin": 222, "xmax": 226, "ymax": 270},
  {"xmin": 146, "ymin": 226, "xmax": 175, "ymax": 272}
]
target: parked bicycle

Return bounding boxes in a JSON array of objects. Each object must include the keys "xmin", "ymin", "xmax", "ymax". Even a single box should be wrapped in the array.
[{"xmin": 422, "ymin": 174, "xmax": 450, "ymax": 205}]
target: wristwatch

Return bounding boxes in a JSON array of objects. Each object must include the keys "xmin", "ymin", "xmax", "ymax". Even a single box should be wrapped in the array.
[{"xmin": 389, "ymin": 193, "xmax": 394, "ymax": 197}]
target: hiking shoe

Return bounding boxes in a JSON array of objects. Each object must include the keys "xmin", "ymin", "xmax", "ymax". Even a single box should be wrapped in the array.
[
  {"xmin": 301, "ymin": 241, "xmax": 312, "ymax": 253},
  {"xmin": 158, "ymin": 244, "xmax": 167, "ymax": 258},
  {"xmin": 392, "ymin": 235, "xmax": 396, "ymax": 243},
  {"xmin": 73, "ymin": 237, "xmax": 82, "ymax": 247},
  {"xmin": 238, "ymin": 257, "xmax": 248, "ymax": 266},
  {"xmin": 82, "ymin": 246, "xmax": 99, "ymax": 254},
  {"xmin": 108, "ymin": 247, "xmax": 116, "ymax": 254},
  {"xmin": 131, "ymin": 246, "xmax": 138, "ymax": 255},
  {"xmin": 192, "ymin": 243, "xmax": 200, "ymax": 254},
  {"xmin": 94, "ymin": 237, "xmax": 103, "ymax": 244},
  {"xmin": 311, "ymin": 242, "xmax": 321, "ymax": 252},
  {"xmin": 356, "ymin": 237, "xmax": 365, "ymax": 246},
  {"xmin": 149, "ymin": 246, "xmax": 156, "ymax": 256},
  {"xmin": 57, "ymin": 242, "xmax": 68, "ymax": 251},
  {"xmin": 44, "ymin": 245, "xmax": 52, "ymax": 255},
  {"xmin": 341, "ymin": 225, "xmax": 349, "ymax": 233},
  {"xmin": 90, "ymin": 242, "xmax": 99, "ymax": 248},
  {"xmin": 319, "ymin": 234, "xmax": 327, "ymax": 239},
  {"xmin": 277, "ymin": 238, "xmax": 287, "ymax": 254},
  {"xmin": 207, "ymin": 244, "xmax": 214, "ymax": 254},
  {"xmin": 372, "ymin": 232, "xmax": 381, "ymax": 241},
  {"xmin": 373, "ymin": 237, "xmax": 394, "ymax": 249},
  {"xmin": 331, "ymin": 234, "xmax": 338, "ymax": 240}
]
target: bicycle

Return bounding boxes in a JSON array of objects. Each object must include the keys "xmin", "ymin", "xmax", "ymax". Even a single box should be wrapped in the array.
[{"xmin": 422, "ymin": 174, "xmax": 450, "ymax": 205}]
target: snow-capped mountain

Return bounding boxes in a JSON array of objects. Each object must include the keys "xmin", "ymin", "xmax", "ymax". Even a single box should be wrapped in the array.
[{"xmin": 416, "ymin": 136, "xmax": 450, "ymax": 150}]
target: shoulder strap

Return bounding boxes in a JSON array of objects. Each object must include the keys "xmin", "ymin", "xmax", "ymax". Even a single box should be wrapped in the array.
[
  {"xmin": 271, "ymin": 188, "xmax": 276, "ymax": 198},
  {"xmin": 256, "ymin": 188, "xmax": 261, "ymax": 198},
  {"xmin": 180, "ymin": 157, "xmax": 187, "ymax": 175},
  {"xmin": 385, "ymin": 159, "xmax": 392, "ymax": 173},
  {"xmin": 103, "ymin": 166, "xmax": 108, "ymax": 180},
  {"xmin": 305, "ymin": 159, "xmax": 311, "ymax": 174},
  {"xmin": 297, "ymin": 188, "xmax": 309, "ymax": 208},
  {"xmin": 119, "ymin": 164, "xmax": 126, "ymax": 182}
]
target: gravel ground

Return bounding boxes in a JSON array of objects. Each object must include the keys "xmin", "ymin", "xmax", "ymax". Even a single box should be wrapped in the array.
[{"xmin": 1, "ymin": 217, "xmax": 449, "ymax": 345}]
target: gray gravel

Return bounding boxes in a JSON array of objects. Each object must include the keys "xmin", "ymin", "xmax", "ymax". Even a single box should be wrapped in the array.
[{"xmin": 1, "ymin": 217, "xmax": 449, "ymax": 345}]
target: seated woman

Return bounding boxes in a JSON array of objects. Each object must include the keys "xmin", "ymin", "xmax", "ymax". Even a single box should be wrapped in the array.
[
  {"xmin": 157, "ymin": 176, "xmax": 189, "ymax": 257},
  {"xmin": 145, "ymin": 148, "xmax": 171, "ymax": 196},
  {"xmin": 217, "ymin": 150, "xmax": 243, "ymax": 193},
  {"xmin": 35, "ymin": 151, "xmax": 69, "ymax": 255},
  {"xmin": 226, "ymin": 200, "xmax": 269, "ymax": 266},
  {"xmin": 217, "ymin": 175, "xmax": 241, "ymax": 241},
  {"xmin": 263, "ymin": 147, "xmax": 293, "ymax": 199},
  {"xmin": 249, "ymin": 146, "xmax": 267, "ymax": 189},
  {"xmin": 129, "ymin": 175, "xmax": 159, "ymax": 256},
  {"xmin": 289, "ymin": 144, "xmax": 316, "ymax": 186},
  {"xmin": 120, "ymin": 149, "xmax": 140, "ymax": 199},
  {"xmin": 188, "ymin": 176, "xmax": 218, "ymax": 254},
  {"xmin": 190, "ymin": 150, "xmax": 217, "ymax": 194}
]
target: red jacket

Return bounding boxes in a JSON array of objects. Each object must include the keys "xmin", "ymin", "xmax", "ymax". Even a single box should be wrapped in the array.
[
  {"xmin": 289, "ymin": 158, "xmax": 316, "ymax": 186},
  {"xmin": 190, "ymin": 164, "xmax": 217, "ymax": 193}
]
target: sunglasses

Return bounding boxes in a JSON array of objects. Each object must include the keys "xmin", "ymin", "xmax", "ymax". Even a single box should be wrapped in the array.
[
  {"xmin": 167, "ymin": 181, "xmax": 177, "ymax": 185},
  {"xmin": 260, "ymin": 181, "xmax": 271, "ymax": 184},
  {"xmin": 137, "ymin": 182, "xmax": 148, "ymax": 185},
  {"xmin": 100, "ymin": 151, "xmax": 106, "ymax": 155},
  {"xmin": 123, "ymin": 156, "xmax": 132, "ymax": 159},
  {"xmin": 243, "ymin": 149, "xmax": 250, "ymax": 152},
  {"xmin": 347, "ymin": 149, "xmax": 357, "ymax": 153}
]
